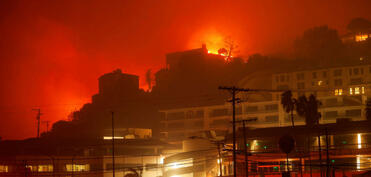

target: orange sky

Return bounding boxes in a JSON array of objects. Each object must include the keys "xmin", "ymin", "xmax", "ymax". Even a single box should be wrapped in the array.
[{"xmin": 0, "ymin": 0, "xmax": 370, "ymax": 140}]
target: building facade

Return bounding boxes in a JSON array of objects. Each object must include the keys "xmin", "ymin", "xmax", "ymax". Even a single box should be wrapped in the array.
[{"xmin": 160, "ymin": 64, "xmax": 371, "ymax": 145}]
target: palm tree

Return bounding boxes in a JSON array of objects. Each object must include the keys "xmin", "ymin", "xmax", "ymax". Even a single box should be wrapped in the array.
[
  {"xmin": 281, "ymin": 90, "xmax": 296, "ymax": 128},
  {"xmin": 295, "ymin": 94, "xmax": 321, "ymax": 127},
  {"xmin": 295, "ymin": 94, "xmax": 322, "ymax": 174},
  {"xmin": 366, "ymin": 99, "xmax": 371, "ymax": 121}
]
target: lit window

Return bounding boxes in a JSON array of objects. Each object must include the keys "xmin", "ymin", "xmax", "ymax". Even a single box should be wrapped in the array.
[
  {"xmin": 66, "ymin": 164, "xmax": 90, "ymax": 172},
  {"xmin": 318, "ymin": 80, "xmax": 323, "ymax": 86},
  {"xmin": 103, "ymin": 136, "xmax": 124, "ymax": 140},
  {"xmin": 357, "ymin": 133, "xmax": 362, "ymax": 149},
  {"xmin": 0, "ymin": 165, "xmax": 8, "ymax": 173},
  {"xmin": 338, "ymin": 89, "xmax": 343, "ymax": 95},
  {"xmin": 355, "ymin": 34, "xmax": 369, "ymax": 42},
  {"xmin": 38, "ymin": 165, "xmax": 53, "ymax": 172},
  {"xmin": 350, "ymin": 88, "xmax": 353, "ymax": 95},
  {"xmin": 355, "ymin": 87, "xmax": 360, "ymax": 95},
  {"xmin": 26, "ymin": 165, "xmax": 53, "ymax": 172},
  {"xmin": 361, "ymin": 87, "xmax": 365, "ymax": 94},
  {"xmin": 335, "ymin": 89, "xmax": 343, "ymax": 96}
]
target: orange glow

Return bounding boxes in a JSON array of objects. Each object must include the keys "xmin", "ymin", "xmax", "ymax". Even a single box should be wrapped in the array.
[
  {"xmin": 355, "ymin": 34, "xmax": 369, "ymax": 42},
  {"xmin": 189, "ymin": 28, "xmax": 226, "ymax": 53}
]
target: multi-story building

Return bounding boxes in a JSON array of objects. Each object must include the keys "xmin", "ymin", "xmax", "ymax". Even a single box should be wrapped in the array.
[
  {"xmin": 160, "ymin": 64, "xmax": 371, "ymax": 145},
  {"xmin": 0, "ymin": 137, "xmax": 168, "ymax": 177},
  {"xmin": 272, "ymin": 64, "xmax": 371, "ymax": 99}
]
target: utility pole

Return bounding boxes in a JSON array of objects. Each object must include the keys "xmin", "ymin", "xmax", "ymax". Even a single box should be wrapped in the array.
[
  {"xmin": 219, "ymin": 86, "xmax": 238, "ymax": 177},
  {"xmin": 219, "ymin": 86, "xmax": 284, "ymax": 177},
  {"xmin": 32, "ymin": 109, "xmax": 42, "ymax": 138},
  {"xmin": 112, "ymin": 111, "xmax": 115, "ymax": 177},
  {"xmin": 42, "ymin": 121, "xmax": 50, "ymax": 133},
  {"xmin": 242, "ymin": 120, "xmax": 249, "ymax": 177},
  {"xmin": 234, "ymin": 118, "xmax": 256, "ymax": 177},
  {"xmin": 325, "ymin": 128, "xmax": 330, "ymax": 177}
]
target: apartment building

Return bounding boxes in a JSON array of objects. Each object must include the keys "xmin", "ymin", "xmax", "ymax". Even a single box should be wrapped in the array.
[{"xmin": 160, "ymin": 64, "xmax": 371, "ymax": 145}]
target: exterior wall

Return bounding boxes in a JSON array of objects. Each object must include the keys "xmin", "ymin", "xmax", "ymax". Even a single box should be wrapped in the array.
[
  {"xmin": 272, "ymin": 64, "xmax": 371, "ymax": 99},
  {"xmin": 103, "ymin": 155, "xmax": 163, "ymax": 177},
  {"xmin": 1, "ymin": 155, "xmax": 103, "ymax": 177},
  {"xmin": 160, "ymin": 64, "xmax": 371, "ymax": 145},
  {"xmin": 160, "ymin": 100, "xmax": 286, "ymax": 145}
]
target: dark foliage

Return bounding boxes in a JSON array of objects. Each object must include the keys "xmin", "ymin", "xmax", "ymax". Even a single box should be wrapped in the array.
[
  {"xmin": 281, "ymin": 91, "xmax": 296, "ymax": 128},
  {"xmin": 294, "ymin": 25, "xmax": 346, "ymax": 67},
  {"xmin": 347, "ymin": 18, "xmax": 371, "ymax": 33},
  {"xmin": 295, "ymin": 94, "xmax": 321, "ymax": 127}
]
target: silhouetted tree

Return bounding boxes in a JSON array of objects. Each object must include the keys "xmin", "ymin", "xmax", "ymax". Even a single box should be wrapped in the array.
[
  {"xmin": 218, "ymin": 48, "xmax": 228, "ymax": 55},
  {"xmin": 281, "ymin": 90, "xmax": 296, "ymax": 128},
  {"xmin": 295, "ymin": 94, "xmax": 321, "ymax": 127},
  {"xmin": 347, "ymin": 18, "xmax": 371, "ymax": 34},
  {"xmin": 366, "ymin": 99, "xmax": 371, "ymax": 121},
  {"xmin": 295, "ymin": 94, "xmax": 323, "ymax": 173},
  {"xmin": 294, "ymin": 25, "xmax": 346, "ymax": 66},
  {"xmin": 224, "ymin": 36, "xmax": 238, "ymax": 61}
]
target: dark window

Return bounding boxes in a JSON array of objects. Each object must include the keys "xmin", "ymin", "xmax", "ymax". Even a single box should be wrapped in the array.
[
  {"xmin": 312, "ymin": 72, "xmax": 317, "ymax": 78},
  {"xmin": 196, "ymin": 110, "xmax": 204, "ymax": 118},
  {"xmin": 265, "ymin": 115, "xmax": 279, "ymax": 122},
  {"xmin": 246, "ymin": 106, "xmax": 258, "ymax": 113},
  {"xmin": 349, "ymin": 69, "xmax": 352, "ymax": 75},
  {"xmin": 296, "ymin": 73, "xmax": 304, "ymax": 80},
  {"xmin": 186, "ymin": 110, "xmax": 204, "ymax": 119},
  {"xmin": 297, "ymin": 82, "xmax": 305, "ymax": 89},
  {"xmin": 345, "ymin": 109, "xmax": 361, "ymax": 117},
  {"xmin": 160, "ymin": 112, "xmax": 166, "ymax": 120},
  {"xmin": 334, "ymin": 79, "xmax": 342, "ymax": 86},
  {"xmin": 277, "ymin": 85, "xmax": 289, "ymax": 90},
  {"xmin": 265, "ymin": 104, "xmax": 278, "ymax": 111},
  {"xmin": 167, "ymin": 112, "xmax": 185, "ymax": 120},
  {"xmin": 325, "ymin": 98, "xmax": 338, "ymax": 106},
  {"xmin": 323, "ymin": 71, "xmax": 327, "ymax": 77},
  {"xmin": 353, "ymin": 68, "xmax": 359, "ymax": 75},
  {"xmin": 186, "ymin": 111, "xmax": 194, "ymax": 119},
  {"xmin": 333, "ymin": 69, "xmax": 342, "ymax": 76},
  {"xmin": 210, "ymin": 108, "xmax": 229, "ymax": 117},
  {"xmin": 325, "ymin": 111, "xmax": 338, "ymax": 118},
  {"xmin": 350, "ymin": 78, "xmax": 363, "ymax": 85},
  {"xmin": 280, "ymin": 75, "xmax": 285, "ymax": 82},
  {"xmin": 168, "ymin": 122, "xmax": 184, "ymax": 130}
]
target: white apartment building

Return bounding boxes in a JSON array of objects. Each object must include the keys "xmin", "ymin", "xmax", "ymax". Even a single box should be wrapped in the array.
[{"xmin": 160, "ymin": 64, "xmax": 371, "ymax": 145}]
